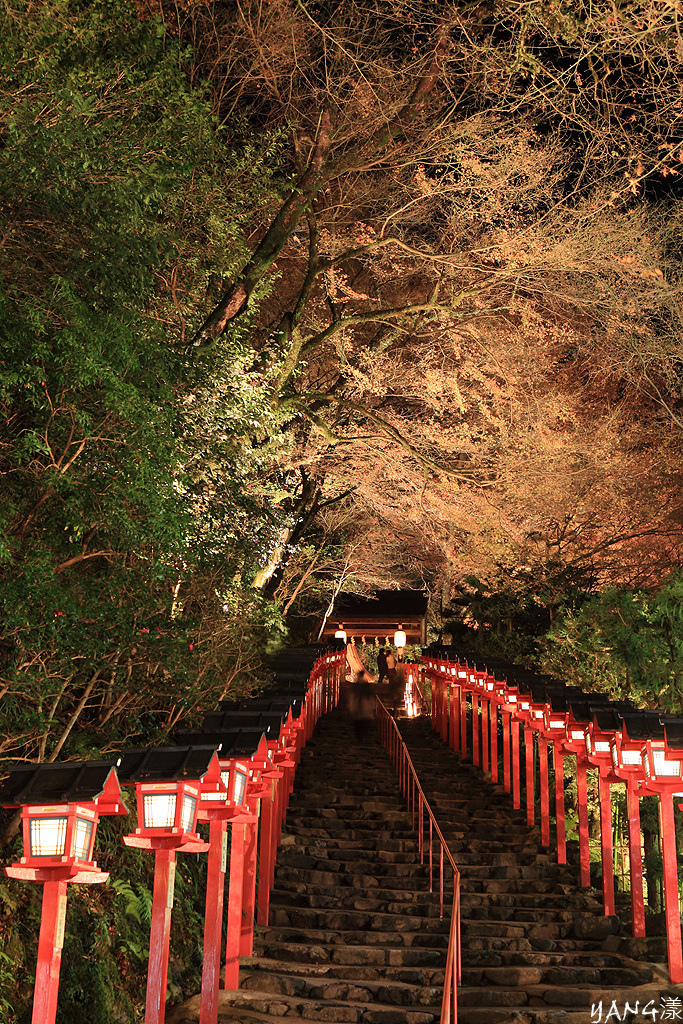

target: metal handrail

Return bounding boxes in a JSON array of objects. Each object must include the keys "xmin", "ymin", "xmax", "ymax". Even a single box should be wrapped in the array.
[{"xmin": 375, "ymin": 699, "xmax": 460, "ymax": 1024}]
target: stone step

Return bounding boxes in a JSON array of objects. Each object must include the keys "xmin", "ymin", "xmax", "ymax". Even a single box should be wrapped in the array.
[
  {"xmin": 270, "ymin": 889, "xmax": 443, "ymax": 917},
  {"xmin": 281, "ymin": 833, "xmax": 420, "ymax": 854},
  {"xmin": 278, "ymin": 846, "xmax": 421, "ymax": 865},
  {"xmin": 239, "ymin": 966, "xmax": 442, "ymax": 1008},
  {"xmin": 461, "ymin": 963, "xmax": 653, "ymax": 987},
  {"xmin": 274, "ymin": 868, "xmax": 433, "ymax": 892},
  {"xmin": 462, "ymin": 948, "xmax": 648, "ymax": 969},
  {"xmin": 271, "ymin": 879, "xmax": 438, "ymax": 907},
  {"xmin": 266, "ymin": 906, "xmax": 450, "ymax": 934},
  {"xmin": 254, "ymin": 924, "xmax": 449, "ymax": 950},
  {"xmin": 222, "ymin": 989, "xmax": 440, "ymax": 1023},
  {"xmin": 458, "ymin": 981, "xmax": 679, "ymax": 1010},
  {"xmin": 252, "ymin": 940, "xmax": 447, "ymax": 969},
  {"xmin": 242, "ymin": 955, "xmax": 446, "ymax": 986}
]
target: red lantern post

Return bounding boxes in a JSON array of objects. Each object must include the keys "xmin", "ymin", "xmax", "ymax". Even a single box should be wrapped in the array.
[
  {"xmin": 585, "ymin": 711, "xmax": 624, "ymax": 918},
  {"xmin": 609, "ymin": 714, "xmax": 664, "ymax": 940},
  {"xmin": 0, "ymin": 761, "xmax": 128, "ymax": 1024},
  {"xmin": 118, "ymin": 746, "xmax": 222, "ymax": 1024},
  {"xmin": 640, "ymin": 724, "xmax": 683, "ymax": 984}
]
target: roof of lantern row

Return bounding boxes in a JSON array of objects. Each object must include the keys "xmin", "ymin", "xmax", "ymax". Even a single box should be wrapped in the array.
[
  {"xmin": 117, "ymin": 745, "xmax": 220, "ymax": 784},
  {"xmin": 321, "ymin": 590, "xmax": 429, "ymax": 643},
  {"xmin": 174, "ymin": 728, "xmax": 267, "ymax": 758},
  {"xmin": 423, "ymin": 646, "xmax": 683, "ymax": 736},
  {"xmin": 621, "ymin": 713, "xmax": 667, "ymax": 741},
  {"xmin": 217, "ymin": 698, "xmax": 304, "ymax": 718},
  {"xmin": 0, "ymin": 760, "xmax": 124, "ymax": 807},
  {"xmin": 201, "ymin": 711, "xmax": 293, "ymax": 736}
]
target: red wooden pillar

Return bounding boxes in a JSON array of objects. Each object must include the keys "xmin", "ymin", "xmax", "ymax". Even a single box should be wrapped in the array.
[
  {"xmin": 659, "ymin": 791, "xmax": 683, "ymax": 984},
  {"xmin": 538, "ymin": 738, "xmax": 550, "ymax": 846},
  {"xmin": 598, "ymin": 771, "xmax": 615, "ymax": 917},
  {"xmin": 450, "ymin": 684, "xmax": 460, "ymax": 753},
  {"xmin": 430, "ymin": 674, "xmax": 436, "ymax": 729},
  {"xmin": 511, "ymin": 719, "xmax": 521, "ymax": 810},
  {"xmin": 257, "ymin": 779, "xmax": 275, "ymax": 925},
  {"xmin": 224, "ymin": 820, "xmax": 247, "ymax": 990},
  {"xmin": 472, "ymin": 693, "xmax": 480, "ymax": 767},
  {"xmin": 146, "ymin": 848, "xmax": 176, "ymax": 1024},
  {"xmin": 200, "ymin": 820, "xmax": 228, "ymax": 1024},
  {"xmin": 524, "ymin": 726, "xmax": 535, "ymax": 826},
  {"xmin": 502, "ymin": 712, "xmax": 511, "ymax": 794},
  {"xmin": 553, "ymin": 741, "xmax": 566, "ymax": 865},
  {"xmin": 481, "ymin": 698, "xmax": 490, "ymax": 773},
  {"xmin": 460, "ymin": 688, "xmax": 468, "ymax": 759},
  {"xmin": 489, "ymin": 703, "xmax": 498, "ymax": 783},
  {"xmin": 240, "ymin": 806, "xmax": 259, "ymax": 956},
  {"xmin": 32, "ymin": 879, "xmax": 68, "ymax": 1024},
  {"xmin": 626, "ymin": 779, "xmax": 646, "ymax": 939},
  {"xmin": 576, "ymin": 761, "xmax": 591, "ymax": 887},
  {"xmin": 442, "ymin": 678, "xmax": 449, "ymax": 743}
]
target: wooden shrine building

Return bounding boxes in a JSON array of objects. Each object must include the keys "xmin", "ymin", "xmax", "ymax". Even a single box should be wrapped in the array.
[{"xmin": 320, "ymin": 590, "xmax": 429, "ymax": 646}]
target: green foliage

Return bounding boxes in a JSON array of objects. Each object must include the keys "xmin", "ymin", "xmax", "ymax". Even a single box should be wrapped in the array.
[
  {"xmin": 536, "ymin": 572, "xmax": 683, "ymax": 710},
  {"xmin": 111, "ymin": 879, "xmax": 153, "ymax": 929}
]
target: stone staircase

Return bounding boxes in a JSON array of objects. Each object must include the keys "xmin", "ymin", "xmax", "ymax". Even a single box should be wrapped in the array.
[
  {"xmin": 227, "ymin": 708, "xmax": 446, "ymax": 1023},
  {"xmin": 170, "ymin": 705, "xmax": 682, "ymax": 1024}
]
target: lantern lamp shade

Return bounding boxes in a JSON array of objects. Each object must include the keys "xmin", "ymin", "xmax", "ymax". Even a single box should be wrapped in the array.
[
  {"xmin": 393, "ymin": 627, "xmax": 407, "ymax": 649},
  {"xmin": 23, "ymin": 802, "xmax": 98, "ymax": 864},
  {"xmin": 71, "ymin": 816, "xmax": 94, "ymax": 859},
  {"xmin": 137, "ymin": 782, "xmax": 200, "ymax": 834},
  {"xmin": 646, "ymin": 746, "xmax": 682, "ymax": 779},
  {"xmin": 143, "ymin": 792, "xmax": 177, "ymax": 829},
  {"xmin": 233, "ymin": 769, "xmax": 248, "ymax": 806},
  {"xmin": 29, "ymin": 815, "xmax": 68, "ymax": 858},
  {"xmin": 334, "ymin": 625, "xmax": 347, "ymax": 642},
  {"xmin": 180, "ymin": 793, "xmax": 197, "ymax": 832}
]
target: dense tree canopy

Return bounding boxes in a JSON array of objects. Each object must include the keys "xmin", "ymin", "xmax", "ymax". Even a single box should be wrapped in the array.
[{"xmin": 2, "ymin": 0, "xmax": 683, "ymax": 764}]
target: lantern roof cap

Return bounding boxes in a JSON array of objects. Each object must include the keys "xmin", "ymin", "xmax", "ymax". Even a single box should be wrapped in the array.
[
  {"xmin": 621, "ymin": 713, "xmax": 665, "ymax": 741},
  {"xmin": 592, "ymin": 708, "xmax": 625, "ymax": 732},
  {"xmin": 0, "ymin": 759, "xmax": 124, "ymax": 808},
  {"xmin": 663, "ymin": 720, "xmax": 683, "ymax": 749},
  {"xmin": 202, "ymin": 711, "xmax": 286, "ymax": 734},
  {"xmin": 218, "ymin": 697, "xmax": 303, "ymax": 717},
  {"xmin": 117, "ymin": 745, "xmax": 220, "ymax": 784},
  {"xmin": 174, "ymin": 728, "xmax": 267, "ymax": 757}
]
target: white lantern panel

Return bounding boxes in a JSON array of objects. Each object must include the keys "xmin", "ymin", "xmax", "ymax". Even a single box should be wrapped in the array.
[
  {"xmin": 621, "ymin": 749, "xmax": 642, "ymax": 766},
  {"xmin": 180, "ymin": 794, "xmax": 197, "ymax": 832},
  {"xmin": 234, "ymin": 771, "xmax": 248, "ymax": 806},
  {"xmin": 71, "ymin": 817, "xmax": 94, "ymax": 860},
  {"xmin": 653, "ymin": 750, "xmax": 681, "ymax": 777},
  {"xmin": 30, "ymin": 816, "xmax": 68, "ymax": 857},
  {"xmin": 143, "ymin": 793, "xmax": 176, "ymax": 829},
  {"xmin": 571, "ymin": 729, "xmax": 585, "ymax": 741},
  {"xmin": 549, "ymin": 719, "xmax": 565, "ymax": 729},
  {"xmin": 596, "ymin": 741, "xmax": 610, "ymax": 753}
]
